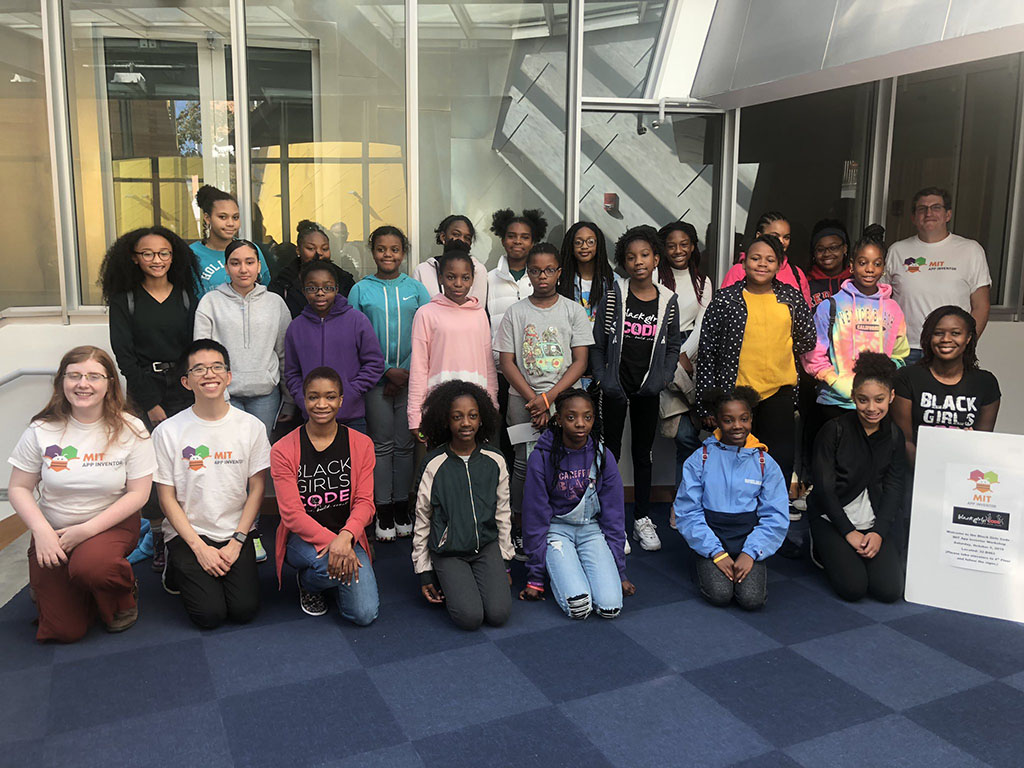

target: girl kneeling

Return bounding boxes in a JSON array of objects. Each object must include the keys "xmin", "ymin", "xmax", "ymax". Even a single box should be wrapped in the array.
[
  {"xmin": 674, "ymin": 387, "xmax": 789, "ymax": 610},
  {"xmin": 520, "ymin": 389, "xmax": 635, "ymax": 619},
  {"xmin": 412, "ymin": 381, "xmax": 514, "ymax": 630},
  {"xmin": 807, "ymin": 353, "xmax": 905, "ymax": 603}
]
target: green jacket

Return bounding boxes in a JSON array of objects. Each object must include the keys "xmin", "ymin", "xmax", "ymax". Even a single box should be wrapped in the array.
[{"xmin": 411, "ymin": 444, "xmax": 515, "ymax": 585}]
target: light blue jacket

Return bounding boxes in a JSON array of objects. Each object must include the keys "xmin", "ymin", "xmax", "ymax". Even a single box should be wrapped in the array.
[
  {"xmin": 673, "ymin": 433, "xmax": 789, "ymax": 561},
  {"xmin": 348, "ymin": 274, "xmax": 432, "ymax": 377}
]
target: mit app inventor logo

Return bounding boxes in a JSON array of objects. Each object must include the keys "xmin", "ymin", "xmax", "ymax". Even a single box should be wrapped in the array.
[
  {"xmin": 182, "ymin": 445, "xmax": 211, "ymax": 471},
  {"xmin": 968, "ymin": 469, "xmax": 999, "ymax": 495},
  {"xmin": 44, "ymin": 444, "xmax": 78, "ymax": 472}
]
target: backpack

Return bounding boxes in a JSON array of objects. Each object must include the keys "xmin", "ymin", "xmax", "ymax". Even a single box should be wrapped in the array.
[{"xmin": 127, "ymin": 286, "xmax": 191, "ymax": 317}]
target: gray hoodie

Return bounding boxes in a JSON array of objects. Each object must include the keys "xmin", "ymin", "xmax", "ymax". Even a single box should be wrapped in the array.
[{"xmin": 194, "ymin": 282, "xmax": 291, "ymax": 397}]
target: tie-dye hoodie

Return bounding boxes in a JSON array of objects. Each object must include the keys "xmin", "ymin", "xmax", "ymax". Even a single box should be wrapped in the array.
[{"xmin": 801, "ymin": 279, "xmax": 910, "ymax": 408}]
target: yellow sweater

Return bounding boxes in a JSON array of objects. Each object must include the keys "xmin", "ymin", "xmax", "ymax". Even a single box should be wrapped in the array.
[{"xmin": 736, "ymin": 290, "xmax": 796, "ymax": 401}]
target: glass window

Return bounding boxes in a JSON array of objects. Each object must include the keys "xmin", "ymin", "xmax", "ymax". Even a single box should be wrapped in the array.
[
  {"xmin": 245, "ymin": 1, "xmax": 406, "ymax": 280},
  {"xmin": 418, "ymin": 2, "xmax": 567, "ymax": 271},
  {"xmin": 0, "ymin": 10, "xmax": 60, "ymax": 309},
  {"xmin": 578, "ymin": 111, "xmax": 722, "ymax": 281},
  {"xmin": 583, "ymin": 2, "xmax": 667, "ymax": 99},
  {"xmin": 737, "ymin": 83, "xmax": 875, "ymax": 269},
  {"xmin": 888, "ymin": 53, "xmax": 1022, "ymax": 306},
  {"xmin": 65, "ymin": 2, "xmax": 234, "ymax": 305}
]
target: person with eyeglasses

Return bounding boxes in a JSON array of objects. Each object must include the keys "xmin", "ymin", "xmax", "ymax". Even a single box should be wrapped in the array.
[
  {"xmin": 283, "ymin": 260, "xmax": 385, "ymax": 433},
  {"xmin": 885, "ymin": 186, "xmax": 992, "ymax": 365},
  {"xmin": 807, "ymin": 219, "xmax": 852, "ymax": 308},
  {"xmin": 100, "ymin": 226, "xmax": 200, "ymax": 577},
  {"xmin": 8, "ymin": 346, "xmax": 156, "ymax": 641},
  {"xmin": 495, "ymin": 243, "xmax": 592, "ymax": 559},
  {"xmin": 557, "ymin": 222, "xmax": 616, "ymax": 325},
  {"xmin": 152, "ymin": 339, "xmax": 271, "ymax": 628}
]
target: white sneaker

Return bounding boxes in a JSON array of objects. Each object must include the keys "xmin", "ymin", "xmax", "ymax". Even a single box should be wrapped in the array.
[
  {"xmin": 375, "ymin": 521, "xmax": 396, "ymax": 541},
  {"xmin": 633, "ymin": 517, "xmax": 662, "ymax": 551},
  {"xmin": 624, "ymin": 536, "xmax": 631, "ymax": 556}
]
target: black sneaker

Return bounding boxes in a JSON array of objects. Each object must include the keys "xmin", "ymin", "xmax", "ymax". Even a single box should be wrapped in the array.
[
  {"xmin": 162, "ymin": 557, "xmax": 181, "ymax": 596},
  {"xmin": 297, "ymin": 574, "xmax": 328, "ymax": 617},
  {"xmin": 513, "ymin": 534, "xmax": 527, "ymax": 562}
]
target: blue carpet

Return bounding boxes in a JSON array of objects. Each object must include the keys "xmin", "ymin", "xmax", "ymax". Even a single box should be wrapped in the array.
[{"xmin": 2, "ymin": 505, "xmax": 1024, "ymax": 768}]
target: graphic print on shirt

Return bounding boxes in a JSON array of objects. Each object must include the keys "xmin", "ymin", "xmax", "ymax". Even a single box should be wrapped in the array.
[
  {"xmin": 623, "ymin": 307, "xmax": 658, "ymax": 340},
  {"xmin": 555, "ymin": 466, "xmax": 588, "ymax": 496},
  {"xmin": 522, "ymin": 324, "xmax": 566, "ymax": 377},
  {"xmin": 904, "ymin": 256, "xmax": 955, "ymax": 274},
  {"xmin": 919, "ymin": 391, "xmax": 981, "ymax": 428},
  {"xmin": 298, "ymin": 456, "xmax": 352, "ymax": 512},
  {"xmin": 43, "ymin": 444, "xmax": 79, "ymax": 472},
  {"xmin": 181, "ymin": 444, "xmax": 242, "ymax": 470}
]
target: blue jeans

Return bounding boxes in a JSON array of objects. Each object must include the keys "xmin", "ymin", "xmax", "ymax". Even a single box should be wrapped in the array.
[
  {"xmin": 546, "ymin": 480, "xmax": 623, "ymax": 619},
  {"xmin": 674, "ymin": 412, "xmax": 702, "ymax": 489},
  {"xmin": 231, "ymin": 390, "xmax": 281, "ymax": 440},
  {"xmin": 285, "ymin": 535, "xmax": 379, "ymax": 626}
]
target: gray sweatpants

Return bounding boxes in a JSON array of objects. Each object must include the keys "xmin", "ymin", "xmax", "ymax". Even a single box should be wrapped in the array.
[
  {"xmin": 364, "ymin": 384, "xmax": 415, "ymax": 505},
  {"xmin": 695, "ymin": 556, "xmax": 768, "ymax": 611},
  {"xmin": 432, "ymin": 541, "xmax": 512, "ymax": 631}
]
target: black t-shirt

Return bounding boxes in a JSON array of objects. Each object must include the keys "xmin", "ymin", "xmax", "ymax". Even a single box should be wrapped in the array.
[
  {"xmin": 619, "ymin": 291, "xmax": 659, "ymax": 395},
  {"xmin": 894, "ymin": 365, "xmax": 1001, "ymax": 441},
  {"xmin": 298, "ymin": 426, "xmax": 353, "ymax": 533}
]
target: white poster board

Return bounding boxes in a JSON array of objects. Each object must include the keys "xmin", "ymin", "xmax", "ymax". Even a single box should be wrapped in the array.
[{"xmin": 906, "ymin": 427, "xmax": 1024, "ymax": 622}]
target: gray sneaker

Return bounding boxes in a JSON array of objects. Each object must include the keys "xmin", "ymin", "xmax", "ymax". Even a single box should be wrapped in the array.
[{"xmin": 297, "ymin": 574, "xmax": 328, "ymax": 617}]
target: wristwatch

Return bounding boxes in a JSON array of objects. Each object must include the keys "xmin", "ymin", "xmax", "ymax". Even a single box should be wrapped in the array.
[{"xmin": 231, "ymin": 531, "xmax": 248, "ymax": 545}]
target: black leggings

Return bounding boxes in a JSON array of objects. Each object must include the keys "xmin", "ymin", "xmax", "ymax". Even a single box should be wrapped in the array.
[
  {"xmin": 808, "ymin": 515, "xmax": 903, "ymax": 603},
  {"xmin": 602, "ymin": 393, "xmax": 660, "ymax": 524},
  {"xmin": 753, "ymin": 386, "xmax": 796, "ymax": 488}
]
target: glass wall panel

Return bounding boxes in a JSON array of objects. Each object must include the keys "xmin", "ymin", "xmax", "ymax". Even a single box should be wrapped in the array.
[
  {"xmin": 418, "ymin": 2, "xmax": 567, "ymax": 270},
  {"xmin": 66, "ymin": 2, "xmax": 234, "ymax": 305},
  {"xmin": 888, "ymin": 53, "xmax": 1022, "ymax": 306},
  {"xmin": 579, "ymin": 111, "xmax": 722, "ymax": 281},
  {"xmin": 737, "ymin": 84, "xmax": 874, "ymax": 270},
  {"xmin": 246, "ymin": 1, "xmax": 406, "ymax": 280},
  {"xmin": 0, "ymin": 8, "xmax": 59, "ymax": 309},
  {"xmin": 582, "ymin": 2, "xmax": 667, "ymax": 99}
]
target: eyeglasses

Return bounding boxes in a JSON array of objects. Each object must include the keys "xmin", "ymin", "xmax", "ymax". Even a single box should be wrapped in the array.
[
  {"xmin": 814, "ymin": 244, "xmax": 846, "ymax": 256},
  {"xmin": 135, "ymin": 249, "xmax": 173, "ymax": 262},
  {"xmin": 187, "ymin": 363, "xmax": 229, "ymax": 376},
  {"xmin": 573, "ymin": 238, "xmax": 596, "ymax": 248},
  {"xmin": 914, "ymin": 203, "xmax": 947, "ymax": 215},
  {"xmin": 303, "ymin": 285, "xmax": 338, "ymax": 295},
  {"xmin": 63, "ymin": 372, "xmax": 109, "ymax": 383},
  {"xmin": 527, "ymin": 267, "xmax": 560, "ymax": 277}
]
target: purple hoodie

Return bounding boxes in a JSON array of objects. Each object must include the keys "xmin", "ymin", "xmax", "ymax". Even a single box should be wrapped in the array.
[
  {"xmin": 283, "ymin": 296, "xmax": 386, "ymax": 422},
  {"xmin": 522, "ymin": 429, "xmax": 627, "ymax": 586}
]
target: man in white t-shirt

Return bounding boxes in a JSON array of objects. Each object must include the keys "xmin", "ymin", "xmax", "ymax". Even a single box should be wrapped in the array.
[
  {"xmin": 886, "ymin": 186, "xmax": 991, "ymax": 362},
  {"xmin": 153, "ymin": 339, "xmax": 271, "ymax": 629}
]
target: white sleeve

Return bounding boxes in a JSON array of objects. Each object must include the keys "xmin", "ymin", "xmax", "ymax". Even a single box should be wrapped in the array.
[
  {"xmin": 7, "ymin": 425, "xmax": 42, "ymax": 474},
  {"xmin": 125, "ymin": 431, "xmax": 158, "ymax": 479},
  {"xmin": 249, "ymin": 421, "xmax": 272, "ymax": 475},
  {"xmin": 969, "ymin": 243, "xmax": 992, "ymax": 292},
  {"xmin": 152, "ymin": 423, "xmax": 177, "ymax": 486}
]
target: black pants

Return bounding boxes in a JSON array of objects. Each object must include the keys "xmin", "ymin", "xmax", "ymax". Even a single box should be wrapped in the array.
[
  {"xmin": 137, "ymin": 375, "xmax": 192, "ymax": 522},
  {"xmin": 752, "ymin": 386, "xmax": 796, "ymax": 490},
  {"xmin": 432, "ymin": 541, "xmax": 511, "ymax": 631},
  {"xmin": 602, "ymin": 393, "xmax": 660, "ymax": 524},
  {"xmin": 808, "ymin": 515, "xmax": 903, "ymax": 603},
  {"xmin": 167, "ymin": 534, "xmax": 260, "ymax": 629}
]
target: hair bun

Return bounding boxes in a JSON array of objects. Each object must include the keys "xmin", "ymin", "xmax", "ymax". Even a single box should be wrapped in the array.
[{"xmin": 862, "ymin": 224, "xmax": 885, "ymax": 242}]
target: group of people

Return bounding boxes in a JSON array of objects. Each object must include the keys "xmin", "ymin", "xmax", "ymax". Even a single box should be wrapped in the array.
[{"xmin": 6, "ymin": 183, "xmax": 1002, "ymax": 642}]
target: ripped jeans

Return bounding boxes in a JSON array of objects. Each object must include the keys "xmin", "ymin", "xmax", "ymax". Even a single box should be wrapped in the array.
[{"xmin": 546, "ymin": 481, "xmax": 623, "ymax": 620}]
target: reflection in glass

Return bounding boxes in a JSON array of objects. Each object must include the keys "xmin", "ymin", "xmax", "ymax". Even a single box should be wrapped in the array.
[{"xmin": 582, "ymin": 2, "xmax": 667, "ymax": 99}]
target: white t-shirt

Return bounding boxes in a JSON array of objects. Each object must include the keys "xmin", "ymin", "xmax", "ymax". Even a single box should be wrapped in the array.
[
  {"xmin": 885, "ymin": 233, "xmax": 991, "ymax": 350},
  {"xmin": 153, "ymin": 406, "xmax": 271, "ymax": 542},
  {"xmin": 8, "ymin": 415, "xmax": 156, "ymax": 529}
]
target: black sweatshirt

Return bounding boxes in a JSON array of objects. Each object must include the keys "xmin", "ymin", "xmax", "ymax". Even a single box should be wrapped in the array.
[
  {"xmin": 809, "ymin": 410, "xmax": 906, "ymax": 537},
  {"xmin": 108, "ymin": 285, "xmax": 196, "ymax": 411}
]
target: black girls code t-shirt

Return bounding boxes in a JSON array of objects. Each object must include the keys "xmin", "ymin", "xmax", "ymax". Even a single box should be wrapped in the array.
[
  {"xmin": 619, "ymin": 291, "xmax": 659, "ymax": 395},
  {"xmin": 298, "ymin": 426, "xmax": 352, "ymax": 533},
  {"xmin": 894, "ymin": 365, "xmax": 1001, "ymax": 441}
]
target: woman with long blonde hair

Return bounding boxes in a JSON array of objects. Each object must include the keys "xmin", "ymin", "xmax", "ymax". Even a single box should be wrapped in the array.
[{"xmin": 7, "ymin": 346, "xmax": 156, "ymax": 642}]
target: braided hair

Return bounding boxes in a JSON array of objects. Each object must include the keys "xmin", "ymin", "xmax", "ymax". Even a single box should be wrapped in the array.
[
  {"xmin": 557, "ymin": 221, "xmax": 615, "ymax": 313},
  {"xmin": 656, "ymin": 221, "xmax": 707, "ymax": 303},
  {"xmin": 546, "ymin": 388, "xmax": 604, "ymax": 478}
]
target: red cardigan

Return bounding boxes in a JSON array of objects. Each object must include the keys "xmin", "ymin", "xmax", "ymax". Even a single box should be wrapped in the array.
[{"xmin": 271, "ymin": 425, "xmax": 375, "ymax": 586}]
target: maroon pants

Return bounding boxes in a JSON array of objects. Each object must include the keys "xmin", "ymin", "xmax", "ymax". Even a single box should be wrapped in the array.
[{"xmin": 28, "ymin": 515, "xmax": 140, "ymax": 643}]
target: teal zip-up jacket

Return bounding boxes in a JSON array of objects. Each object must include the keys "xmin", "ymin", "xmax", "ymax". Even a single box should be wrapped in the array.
[
  {"xmin": 348, "ymin": 274, "xmax": 432, "ymax": 382},
  {"xmin": 412, "ymin": 443, "xmax": 515, "ymax": 585}
]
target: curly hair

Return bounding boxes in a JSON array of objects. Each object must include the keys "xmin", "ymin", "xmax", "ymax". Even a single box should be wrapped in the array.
[
  {"xmin": 919, "ymin": 305, "xmax": 979, "ymax": 370},
  {"xmin": 368, "ymin": 225, "xmax": 409, "ymax": 254},
  {"xmin": 701, "ymin": 385, "xmax": 760, "ymax": 417},
  {"xmin": 490, "ymin": 208, "xmax": 548, "ymax": 241},
  {"xmin": 557, "ymin": 221, "xmax": 615, "ymax": 311},
  {"xmin": 98, "ymin": 226, "xmax": 199, "ymax": 304},
  {"xmin": 656, "ymin": 221, "xmax": 706, "ymax": 302},
  {"xmin": 434, "ymin": 214, "xmax": 476, "ymax": 245},
  {"xmin": 852, "ymin": 351, "xmax": 898, "ymax": 392},
  {"xmin": 546, "ymin": 388, "xmax": 604, "ymax": 476},
  {"xmin": 419, "ymin": 380, "xmax": 499, "ymax": 449},
  {"xmin": 614, "ymin": 225, "xmax": 663, "ymax": 269}
]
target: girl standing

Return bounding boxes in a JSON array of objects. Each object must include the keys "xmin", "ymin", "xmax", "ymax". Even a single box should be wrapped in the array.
[
  {"xmin": 487, "ymin": 208, "xmax": 548, "ymax": 335},
  {"xmin": 592, "ymin": 225, "xmax": 681, "ymax": 552},
  {"xmin": 696, "ymin": 233, "xmax": 816, "ymax": 501},
  {"xmin": 270, "ymin": 219, "xmax": 356, "ymax": 318},
  {"xmin": 557, "ymin": 221, "xmax": 616, "ymax": 322},
  {"xmin": 519, "ymin": 389, "xmax": 635, "ymax": 619},
  {"xmin": 348, "ymin": 226, "xmax": 432, "ymax": 540},
  {"xmin": 407, "ymin": 241, "xmax": 498, "ymax": 439},
  {"xmin": 807, "ymin": 219, "xmax": 851, "ymax": 308},
  {"xmin": 809, "ymin": 353, "xmax": 906, "ymax": 603},
  {"xmin": 412, "ymin": 380, "xmax": 514, "ymax": 631},
  {"xmin": 283, "ymin": 260, "xmax": 385, "ymax": 433},
  {"xmin": 8, "ymin": 347, "xmax": 156, "ymax": 641},
  {"xmin": 674, "ymin": 386, "xmax": 789, "ymax": 610},
  {"xmin": 191, "ymin": 185, "xmax": 271, "ymax": 295},
  {"xmin": 101, "ymin": 226, "xmax": 198, "ymax": 574},
  {"xmin": 412, "ymin": 215, "xmax": 489, "ymax": 304},
  {"xmin": 721, "ymin": 212, "xmax": 812, "ymax": 306}
]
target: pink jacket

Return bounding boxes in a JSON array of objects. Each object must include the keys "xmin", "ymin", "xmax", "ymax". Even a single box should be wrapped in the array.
[
  {"xmin": 721, "ymin": 257, "xmax": 812, "ymax": 307},
  {"xmin": 407, "ymin": 294, "xmax": 498, "ymax": 430}
]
